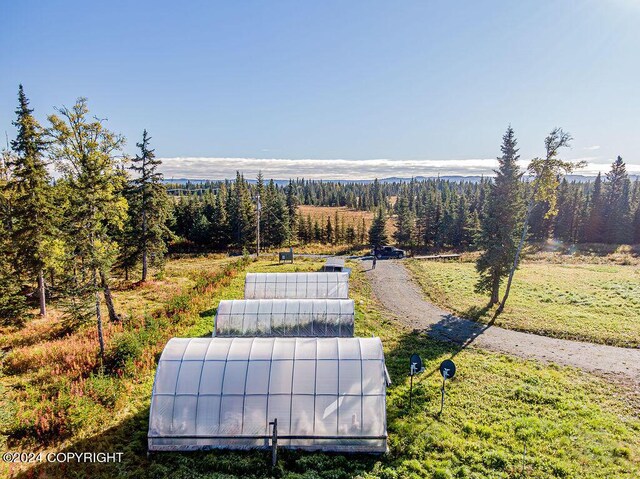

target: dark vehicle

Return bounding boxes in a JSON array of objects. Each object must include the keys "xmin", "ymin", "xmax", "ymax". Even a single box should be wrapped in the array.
[{"xmin": 374, "ymin": 245, "xmax": 406, "ymax": 259}]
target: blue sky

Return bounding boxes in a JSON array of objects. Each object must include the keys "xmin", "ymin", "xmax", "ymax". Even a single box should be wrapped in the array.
[{"xmin": 1, "ymin": 0, "xmax": 639, "ymax": 179}]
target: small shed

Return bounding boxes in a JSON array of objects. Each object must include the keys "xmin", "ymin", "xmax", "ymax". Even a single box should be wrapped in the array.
[
  {"xmin": 244, "ymin": 272, "xmax": 349, "ymax": 300},
  {"xmin": 322, "ymin": 257, "xmax": 346, "ymax": 272},
  {"xmin": 148, "ymin": 337, "xmax": 389, "ymax": 453},
  {"xmin": 214, "ymin": 299, "xmax": 355, "ymax": 337}
]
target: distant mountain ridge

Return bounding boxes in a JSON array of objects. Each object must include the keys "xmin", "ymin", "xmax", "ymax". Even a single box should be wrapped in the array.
[{"xmin": 163, "ymin": 174, "xmax": 638, "ymax": 185}]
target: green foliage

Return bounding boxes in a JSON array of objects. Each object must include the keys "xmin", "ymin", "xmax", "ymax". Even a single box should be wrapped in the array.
[
  {"xmin": 84, "ymin": 372, "xmax": 121, "ymax": 407},
  {"xmin": 369, "ymin": 207, "xmax": 388, "ymax": 247},
  {"xmin": 48, "ymin": 97, "xmax": 128, "ymax": 356},
  {"xmin": 3, "ymin": 86, "xmax": 55, "ymax": 316},
  {"xmin": 393, "ymin": 196, "xmax": 413, "ymax": 248},
  {"xmin": 475, "ymin": 126, "xmax": 523, "ymax": 303},
  {"xmin": 107, "ymin": 331, "xmax": 143, "ymax": 373},
  {"xmin": 125, "ymin": 130, "xmax": 172, "ymax": 281},
  {"xmin": 0, "ymin": 257, "xmax": 27, "ymax": 325}
]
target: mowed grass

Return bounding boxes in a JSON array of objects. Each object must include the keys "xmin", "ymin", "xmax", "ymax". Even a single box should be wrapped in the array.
[
  {"xmin": 406, "ymin": 259, "xmax": 640, "ymax": 348},
  {"xmin": 3, "ymin": 257, "xmax": 640, "ymax": 478}
]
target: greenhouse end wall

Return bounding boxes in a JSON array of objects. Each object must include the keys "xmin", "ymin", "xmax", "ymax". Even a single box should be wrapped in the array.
[
  {"xmin": 244, "ymin": 272, "xmax": 350, "ymax": 299},
  {"xmin": 148, "ymin": 337, "xmax": 388, "ymax": 453},
  {"xmin": 214, "ymin": 299, "xmax": 355, "ymax": 337}
]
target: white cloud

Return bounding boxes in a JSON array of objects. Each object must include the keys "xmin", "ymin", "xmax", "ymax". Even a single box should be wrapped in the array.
[
  {"xmin": 159, "ymin": 157, "xmax": 499, "ymax": 180},
  {"xmin": 583, "ymin": 145, "xmax": 601, "ymax": 151},
  {"xmin": 157, "ymin": 157, "xmax": 640, "ymax": 180}
]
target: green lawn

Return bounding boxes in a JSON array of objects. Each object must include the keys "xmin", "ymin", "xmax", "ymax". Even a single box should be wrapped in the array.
[
  {"xmin": 406, "ymin": 259, "xmax": 640, "ymax": 348},
  {"xmin": 3, "ymin": 257, "xmax": 639, "ymax": 478}
]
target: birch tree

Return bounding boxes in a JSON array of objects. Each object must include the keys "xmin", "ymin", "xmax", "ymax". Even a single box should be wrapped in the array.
[{"xmin": 48, "ymin": 98, "xmax": 127, "ymax": 361}]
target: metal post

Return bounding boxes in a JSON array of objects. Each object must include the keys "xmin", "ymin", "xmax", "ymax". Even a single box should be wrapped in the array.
[
  {"xmin": 269, "ymin": 418, "xmax": 278, "ymax": 467},
  {"xmin": 410, "ymin": 374, "xmax": 414, "ymax": 408},
  {"xmin": 439, "ymin": 377, "xmax": 446, "ymax": 415},
  {"xmin": 256, "ymin": 193, "xmax": 261, "ymax": 258}
]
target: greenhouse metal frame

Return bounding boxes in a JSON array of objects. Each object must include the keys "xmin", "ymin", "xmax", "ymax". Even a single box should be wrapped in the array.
[
  {"xmin": 214, "ymin": 299, "xmax": 355, "ymax": 337},
  {"xmin": 148, "ymin": 337, "xmax": 388, "ymax": 453},
  {"xmin": 244, "ymin": 272, "xmax": 349, "ymax": 299}
]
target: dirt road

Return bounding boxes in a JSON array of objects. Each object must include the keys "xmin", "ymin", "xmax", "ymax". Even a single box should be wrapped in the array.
[{"xmin": 366, "ymin": 259, "xmax": 640, "ymax": 382}]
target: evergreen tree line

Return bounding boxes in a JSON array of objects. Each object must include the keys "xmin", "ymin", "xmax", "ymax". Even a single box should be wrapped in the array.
[
  {"xmin": 387, "ymin": 160, "xmax": 640, "ymax": 252},
  {"xmin": 169, "ymin": 167, "xmax": 640, "ymax": 251},
  {"xmin": 1, "ymin": 88, "xmax": 170, "ymax": 362},
  {"xmin": 170, "ymin": 173, "xmax": 297, "ymax": 251}
]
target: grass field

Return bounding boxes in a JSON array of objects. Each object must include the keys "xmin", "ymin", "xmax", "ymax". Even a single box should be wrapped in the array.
[
  {"xmin": 406, "ymin": 258, "xmax": 640, "ymax": 348},
  {"xmin": 298, "ymin": 205, "xmax": 396, "ymax": 237},
  {"xmin": 2, "ymin": 256, "xmax": 639, "ymax": 478}
]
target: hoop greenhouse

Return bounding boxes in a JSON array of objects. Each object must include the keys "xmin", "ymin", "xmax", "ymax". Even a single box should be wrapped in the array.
[
  {"xmin": 214, "ymin": 299, "xmax": 355, "ymax": 337},
  {"xmin": 148, "ymin": 337, "xmax": 389, "ymax": 452},
  {"xmin": 244, "ymin": 272, "xmax": 349, "ymax": 299}
]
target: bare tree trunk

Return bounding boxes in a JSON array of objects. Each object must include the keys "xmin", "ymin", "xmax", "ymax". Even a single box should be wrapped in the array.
[
  {"xmin": 38, "ymin": 269, "xmax": 46, "ymax": 316},
  {"xmin": 94, "ymin": 271, "xmax": 105, "ymax": 364},
  {"xmin": 142, "ymin": 249, "xmax": 148, "ymax": 282},
  {"xmin": 100, "ymin": 270, "xmax": 121, "ymax": 322},
  {"xmin": 490, "ymin": 273, "xmax": 500, "ymax": 305},
  {"xmin": 497, "ymin": 195, "xmax": 535, "ymax": 314}
]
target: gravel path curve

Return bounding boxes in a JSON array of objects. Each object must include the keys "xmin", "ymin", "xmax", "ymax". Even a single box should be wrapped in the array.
[{"xmin": 366, "ymin": 259, "xmax": 640, "ymax": 383}]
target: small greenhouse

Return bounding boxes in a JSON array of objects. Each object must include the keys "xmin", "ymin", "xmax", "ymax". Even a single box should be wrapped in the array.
[
  {"xmin": 148, "ymin": 337, "xmax": 388, "ymax": 453},
  {"xmin": 214, "ymin": 299, "xmax": 355, "ymax": 337},
  {"xmin": 244, "ymin": 272, "xmax": 349, "ymax": 300}
]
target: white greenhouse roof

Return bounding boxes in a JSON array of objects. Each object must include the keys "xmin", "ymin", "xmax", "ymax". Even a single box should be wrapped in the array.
[
  {"xmin": 214, "ymin": 299, "xmax": 355, "ymax": 337},
  {"xmin": 148, "ymin": 337, "xmax": 388, "ymax": 452},
  {"xmin": 244, "ymin": 272, "xmax": 349, "ymax": 299},
  {"xmin": 325, "ymin": 257, "xmax": 345, "ymax": 267}
]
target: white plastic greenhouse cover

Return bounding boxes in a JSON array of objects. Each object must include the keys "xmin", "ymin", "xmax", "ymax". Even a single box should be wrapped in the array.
[
  {"xmin": 244, "ymin": 272, "xmax": 349, "ymax": 299},
  {"xmin": 214, "ymin": 299, "xmax": 355, "ymax": 337},
  {"xmin": 148, "ymin": 337, "xmax": 388, "ymax": 452}
]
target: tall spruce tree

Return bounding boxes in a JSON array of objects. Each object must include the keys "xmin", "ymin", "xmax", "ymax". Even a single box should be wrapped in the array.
[
  {"xmin": 0, "ymin": 147, "xmax": 28, "ymax": 323},
  {"xmin": 48, "ymin": 98, "xmax": 127, "ymax": 361},
  {"xmin": 498, "ymin": 128, "xmax": 583, "ymax": 313},
  {"xmin": 369, "ymin": 208, "xmax": 388, "ymax": 247},
  {"xmin": 262, "ymin": 179, "xmax": 289, "ymax": 247},
  {"xmin": 475, "ymin": 126, "xmax": 523, "ymax": 305},
  {"xmin": 227, "ymin": 172, "xmax": 255, "ymax": 249},
  {"xmin": 128, "ymin": 130, "xmax": 171, "ymax": 281},
  {"xmin": 6, "ymin": 85, "xmax": 54, "ymax": 316},
  {"xmin": 584, "ymin": 172, "xmax": 605, "ymax": 242},
  {"xmin": 603, "ymin": 156, "xmax": 631, "ymax": 244},
  {"xmin": 393, "ymin": 196, "xmax": 414, "ymax": 248}
]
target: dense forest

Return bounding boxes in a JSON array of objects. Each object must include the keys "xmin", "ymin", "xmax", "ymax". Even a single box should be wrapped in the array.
[
  {"xmin": 2, "ymin": 87, "xmax": 640, "ymax": 328},
  {"xmin": 170, "ymin": 162, "xmax": 640, "ymax": 251}
]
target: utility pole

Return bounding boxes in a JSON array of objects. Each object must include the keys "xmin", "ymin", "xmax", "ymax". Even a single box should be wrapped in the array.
[{"xmin": 256, "ymin": 193, "xmax": 261, "ymax": 257}]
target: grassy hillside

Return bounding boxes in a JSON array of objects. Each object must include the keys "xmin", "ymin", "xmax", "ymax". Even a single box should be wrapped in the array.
[
  {"xmin": 2, "ymin": 257, "xmax": 639, "ymax": 478},
  {"xmin": 406, "ymin": 258, "xmax": 640, "ymax": 348}
]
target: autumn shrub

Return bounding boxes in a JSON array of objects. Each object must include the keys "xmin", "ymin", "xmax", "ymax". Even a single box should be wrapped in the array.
[
  {"xmin": 84, "ymin": 372, "xmax": 121, "ymax": 407},
  {"xmin": 165, "ymin": 294, "xmax": 190, "ymax": 315},
  {"xmin": 106, "ymin": 331, "xmax": 143, "ymax": 374}
]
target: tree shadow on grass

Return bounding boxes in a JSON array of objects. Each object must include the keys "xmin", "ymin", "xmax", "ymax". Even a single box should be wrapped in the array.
[
  {"xmin": 199, "ymin": 307, "xmax": 217, "ymax": 318},
  {"xmin": 380, "ymin": 324, "xmax": 466, "ymax": 422},
  {"xmin": 461, "ymin": 303, "xmax": 493, "ymax": 321}
]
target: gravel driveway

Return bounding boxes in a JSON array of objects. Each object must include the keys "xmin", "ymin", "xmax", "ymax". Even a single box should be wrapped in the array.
[{"xmin": 366, "ymin": 259, "xmax": 640, "ymax": 383}]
